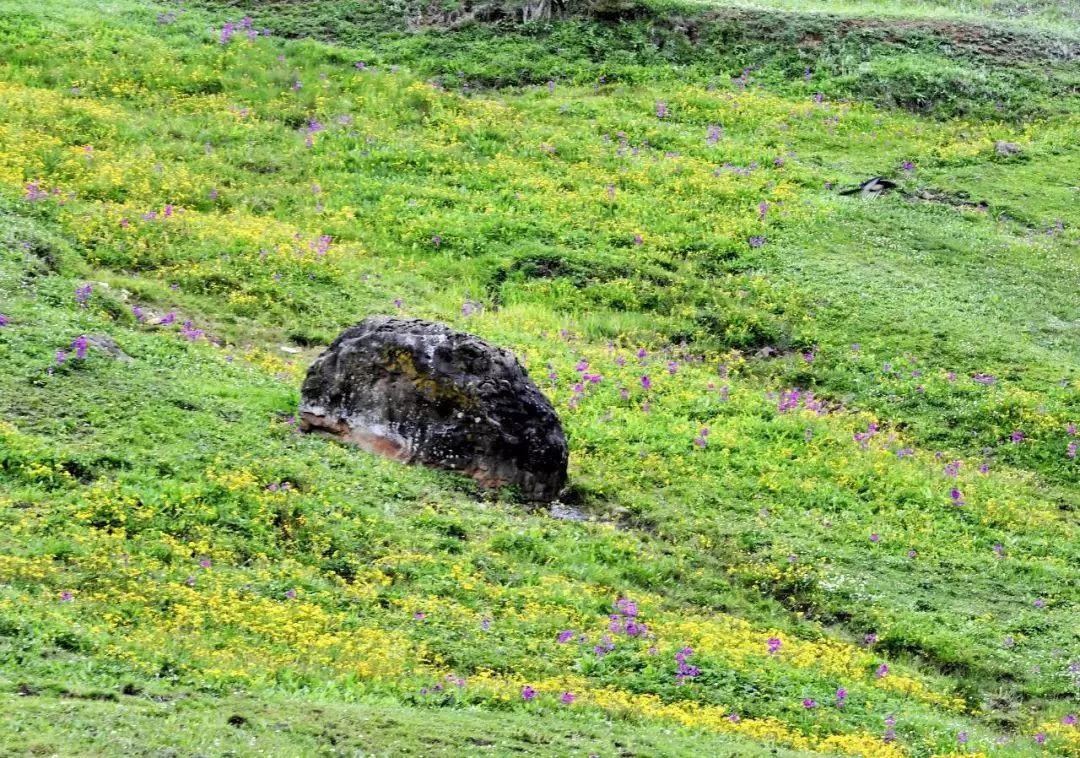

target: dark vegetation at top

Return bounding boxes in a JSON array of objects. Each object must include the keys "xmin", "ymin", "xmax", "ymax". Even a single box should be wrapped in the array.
[{"xmin": 198, "ymin": 0, "xmax": 1080, "ymax": 120}]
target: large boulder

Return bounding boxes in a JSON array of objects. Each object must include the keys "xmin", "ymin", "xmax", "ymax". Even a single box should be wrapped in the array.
[{"xmin": 299, "ymin": 317, "xmax": 568, "ymax": 501}]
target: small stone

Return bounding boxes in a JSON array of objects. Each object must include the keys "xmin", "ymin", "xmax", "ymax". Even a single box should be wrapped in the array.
[{"xmin": 84, "ymin": 335, "xmax": 133, "ymax": 362}]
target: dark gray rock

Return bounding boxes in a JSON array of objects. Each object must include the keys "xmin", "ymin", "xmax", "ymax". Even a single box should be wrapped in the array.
[
  {"xmin": 299, "ymin": 317, "xmax": 568, "ymax": 501},
  {"xmin": 837, "ymin": 177, "xmax": 899, "ymax": 198}
]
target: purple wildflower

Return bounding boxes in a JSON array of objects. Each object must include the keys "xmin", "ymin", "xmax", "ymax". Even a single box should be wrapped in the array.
[
  {"xmin": 55, "ymin": 350, "xmax": 67, "ymax": 365},
  {"xmin": 836, "ymin": 687, "xmax": 848, "ymax": 707},
  {"xmin": 767, "ymin": 637, "xmax": 781, "ymax": 654},
  {"xmin": 560, "ymin": 692, "xmax": 575, "ymax": 705},
  {"xmin": 593, "ymin": 635, "xmax": 615, "ymax": 657},
  {"xmin": 1011, "ymin": 430, "xmax": 1024, "ymax": 443},
  {"xmin": 72, "ymin": 335, "xmax": 88, "ymax": 360},
  {"xmin": 285, "ymin": 588, "xmax": 297, "ymax": 599},
  {"xmin": 25, "ymin": 182, "xmax": 48, "ymax": 202},
  {"xmin": 748, "ymin": 235, "xmax": 766, "ymax": 248},
  {"xmin": 900, "ymin": 160, "xmax": 915, "ymax": 172},
  {"xmin": 640, "ymin": 375, "xmax": 651, "ymax": 391},
  {"xmin": 75, "ymin": 283, "xmax": 93, "ymax": 307},
  {"xmin": 803, "ymin": 698, "xmax": 817, "ymax": 709},
  {"xmin": 693, "ymin": 429, "xmax": 708, "ymax": 449},
  {"xmin": 557, "ymin": 630, "xmax": 574, "ymax": 643},
  {"xmin": 432, "ymin": 234, "xmax": 442, "ymax": 247},
  {"xmin": 181, "ymin": 320, "xmax": 203, "ymax": 341},
  {"xmin": 675, "ymin": 646, "xmax": 699, "ymax": 684},
  {"xmin": 1034, "ymin": 598, "xmax": 1045, "ymax": 609},
  {"xmin": 876, "ymin": 663, "xmax": 889, "ymax": 678},
  {"xmin": 0, "ymin": 314, "xmax": 7, "ymax": 327},
  {"xmin": 655, "ymin": 101, "xmax": 668, "ymax": 119},
  {"xmin": 521, "ymin": 686, "xmax": 537, "ymax": 701}
]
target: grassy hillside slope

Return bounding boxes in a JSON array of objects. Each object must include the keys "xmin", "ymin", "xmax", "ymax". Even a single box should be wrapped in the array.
[{"xmin": 0, "ymin": 0, "xmax": 1078, "ymax": 755}]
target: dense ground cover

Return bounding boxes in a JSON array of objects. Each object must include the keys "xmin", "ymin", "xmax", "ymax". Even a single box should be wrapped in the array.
[{"xmin": 0, "ymin": 0, "xmax": 1078, "ymax": 754}]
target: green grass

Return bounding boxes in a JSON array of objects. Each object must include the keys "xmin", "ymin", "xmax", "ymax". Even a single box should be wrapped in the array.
[
  {"xmin": 0, "ymin": 0, "xmax": 1078, "ymax": 755},
  {"xmin": 701, "ymin": 0, "xmax": 1080, "ymax": 32},
  {"xmin": 3, "ymin": 693, "xmax": 807, "ymax": 756}
]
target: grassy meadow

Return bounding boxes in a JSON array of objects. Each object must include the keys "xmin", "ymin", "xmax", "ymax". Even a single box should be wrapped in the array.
[{"xmin": 0, "ymin": 0, "xmax": 1078, "ymax": 754}]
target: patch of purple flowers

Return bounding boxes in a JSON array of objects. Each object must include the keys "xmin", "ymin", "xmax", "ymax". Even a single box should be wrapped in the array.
[{"xmin": 675, "ymin": 646, "xmax": 699, "ymax": 684}]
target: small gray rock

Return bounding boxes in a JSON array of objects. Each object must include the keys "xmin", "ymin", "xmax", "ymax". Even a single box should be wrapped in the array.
[
  {"xmin": 86, "ymin": 334, "xmax": 133, "ymax": 362},
  {"xmin": 299, "ymin": 317, "xmax": 568, "ymax": 501}
]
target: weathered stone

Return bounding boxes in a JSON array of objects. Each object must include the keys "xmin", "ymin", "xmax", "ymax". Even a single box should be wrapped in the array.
[
  {"xmin": 299, "ymin": 317, "xmax": 568, "ymax": 500},
  {"xmin": 995, "ymin": 140, "xmax": 1022, "ymax": 156},
  {"xmin": 85, "ymin": 334, "xmax": 133, "ymax": 362}
]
